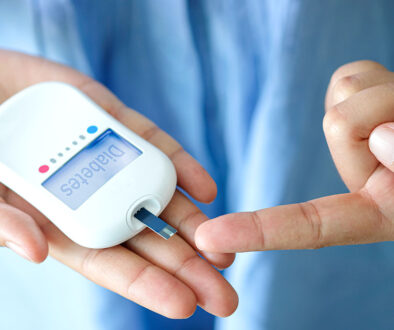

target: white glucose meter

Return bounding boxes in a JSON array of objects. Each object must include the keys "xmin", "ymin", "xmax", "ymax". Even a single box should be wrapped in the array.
[{"xmin": 0, "ymin": 82, "xmax": 177, "ymax": 248}]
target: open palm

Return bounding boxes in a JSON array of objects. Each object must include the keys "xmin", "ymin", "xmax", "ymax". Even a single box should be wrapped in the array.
[{"xmin": 0, "ymin": 50, "xmax": 237, "ymax": 318}]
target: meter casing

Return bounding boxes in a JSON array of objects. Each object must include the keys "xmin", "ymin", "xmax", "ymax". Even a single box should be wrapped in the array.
[{"xmin": 0, "ymin": 82, "xmax": 177, "ymax": 248}]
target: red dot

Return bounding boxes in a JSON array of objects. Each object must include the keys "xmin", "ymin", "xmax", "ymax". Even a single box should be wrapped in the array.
[{"xmin": 39, "ymin": 165, "xmax": 49, "ymax": 173}]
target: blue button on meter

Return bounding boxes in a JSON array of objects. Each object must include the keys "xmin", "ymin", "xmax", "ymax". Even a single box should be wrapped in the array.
[{"xmin": 87, "ymin": 125, "xmax": 98, "ymax": 134}]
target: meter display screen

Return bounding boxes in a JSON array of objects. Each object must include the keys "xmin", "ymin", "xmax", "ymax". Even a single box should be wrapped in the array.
[{"xmin": 42, "ymin": 129, "xmax": 142, "ymax": 210}]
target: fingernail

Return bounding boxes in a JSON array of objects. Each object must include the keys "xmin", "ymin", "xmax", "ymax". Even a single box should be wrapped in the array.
[
  {"xmin": 369, "ymin": 123, "xmax": 394, "ymax": 166},
  {"xmin": 5, "ymin": 241, "xmax": 33, "ymax": 262}
]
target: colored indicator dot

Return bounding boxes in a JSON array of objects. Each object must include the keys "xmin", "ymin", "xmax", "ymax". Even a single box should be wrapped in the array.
[
  {"xmin": 39, "ymin": 165, "xmax": 49, "ymax": 173},
  {"xmin": 87, "ymin": 125, "xmax": 98, "ymax": 134}
]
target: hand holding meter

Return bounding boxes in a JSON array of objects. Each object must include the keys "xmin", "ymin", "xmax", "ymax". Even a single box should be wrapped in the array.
[
  {"xmin": 0, "ymin": 50, "xmax": 237, "ymax": 319},
  {"xmin": 0, "ymin": 82, "xmax": 177, "ymax": 248}
]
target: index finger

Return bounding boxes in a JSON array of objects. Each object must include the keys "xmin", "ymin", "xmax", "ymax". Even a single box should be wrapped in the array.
[{"xmin": 196, "ymin": 180, "xmax": 393, "ymax": 253}]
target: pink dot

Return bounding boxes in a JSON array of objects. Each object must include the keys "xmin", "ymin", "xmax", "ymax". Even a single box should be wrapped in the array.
[{"xmin": 39, "ymin": 165, "xmax": 49, "ymax": 173}]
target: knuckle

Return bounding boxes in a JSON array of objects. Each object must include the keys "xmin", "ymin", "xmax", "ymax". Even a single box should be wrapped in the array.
[
  {"xmin": 330, "ymin": 63, "xmax": 352, "ymax": 83},
  {"xmin": 330, "ymin": 62, "xmax": 361, "ymax": 85},
  {"xmin": 251, "ymin": 211, "xmax": 265, "ymax": 249},
  {"xmin": 330, "ymin": 75, "xmax": 360, "ymax": 104},
  {"xmin": 299, "ymin": 202, "xmax": 324, "ymax": 249},
  {"xmin": 139, "ymin": 124, "xmax": 160, "ymax": 141},
  {"xmin": 127, "ymin": 264, "xmax": 154, "ymax": 294},
  {"xmin": 173, "ymin": 253, "xmax": 199, "ymax": 278},
  {"xmin": 140, "ymin": 125, "xmax": 181, "ymax": 156},
  {"xmin": 177, "ymin": 209, "xmax": 204, "ymax": 235},
  {"xmin": 329, "ymin": 60, "xmax": 386, "ymax": 89},
  {"xmin": 80, "ymin": 248, "xmax": 103, "ymax": 274},
  {"xmin": 359, "ymin": 189, "xmax": 392, "ymax": 240},
  {"xmin": 323, "ymin": 105, "xmax": 350, "ymax": 141},
  {"xmin": 168, "ymin": 145, "xmax": 184, "ymax": 160}
]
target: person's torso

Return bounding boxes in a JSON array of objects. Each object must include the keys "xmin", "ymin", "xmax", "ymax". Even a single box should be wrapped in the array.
[{"xmin": 1, "ymin": 1, "xmax": 394, "ymax": 329}]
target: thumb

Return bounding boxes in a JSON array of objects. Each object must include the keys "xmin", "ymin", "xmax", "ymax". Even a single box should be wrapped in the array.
[
  {"xmin": 369, "ymin": 123, "xmax": 394, "ymax": 172},
  {"xmin": 0, "ymin": 203, "xmax": 48, "ymax": 262}
]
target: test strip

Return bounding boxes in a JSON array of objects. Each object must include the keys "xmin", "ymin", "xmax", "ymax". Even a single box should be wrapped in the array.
[{"xmin": 134, "ymin": 207, "xmax": 177, "ymax": 239}]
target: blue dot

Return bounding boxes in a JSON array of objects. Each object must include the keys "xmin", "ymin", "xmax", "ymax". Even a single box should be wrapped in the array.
[{"xmin": 87, "ymin": 125, "xmax": 98, "ymax": 134}]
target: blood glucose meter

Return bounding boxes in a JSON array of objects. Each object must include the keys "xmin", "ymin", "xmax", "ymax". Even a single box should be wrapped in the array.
[{"xmin": 0, "ymin": 82, "xmax": 177, "ymax": 248}]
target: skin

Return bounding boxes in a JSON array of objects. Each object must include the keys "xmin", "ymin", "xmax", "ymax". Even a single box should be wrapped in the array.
[
  {"xmin": 196, "ymin": 60, "xmax": 394, "ymax": 253},
  {"xmin": 0, "ymin": 50, "xmax": 238, "ymax": 319}
]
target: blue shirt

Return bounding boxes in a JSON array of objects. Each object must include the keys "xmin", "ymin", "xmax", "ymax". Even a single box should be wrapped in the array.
[{"xmin": 1, "ymin": 1, "xmax": 394, "ymax": 329}]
